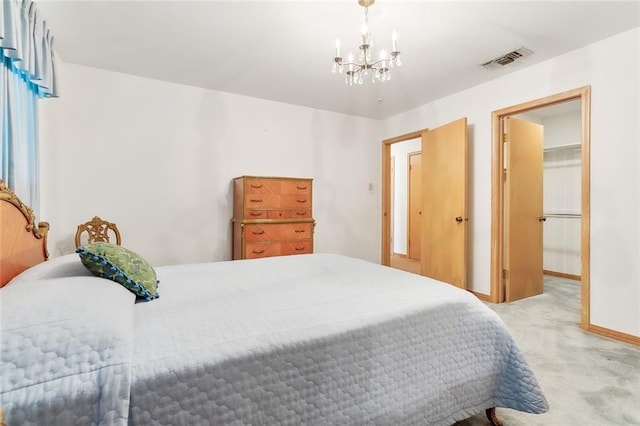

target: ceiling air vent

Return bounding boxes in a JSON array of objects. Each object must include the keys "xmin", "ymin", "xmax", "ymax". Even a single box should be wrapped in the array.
[{"xmin": 481, "ymin": 47, "xmax": 534, "ymax": 70}]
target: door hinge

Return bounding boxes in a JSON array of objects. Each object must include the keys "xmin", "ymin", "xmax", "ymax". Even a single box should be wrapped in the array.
[{"xmin": 502, "ymin": 269, "xmax": 509, "ymax": 279}]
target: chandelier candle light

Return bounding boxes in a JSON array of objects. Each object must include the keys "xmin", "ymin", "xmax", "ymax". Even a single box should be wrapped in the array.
[{"xmin": 332, "ymin": 0, "xmax": 401, "ymax": 85}]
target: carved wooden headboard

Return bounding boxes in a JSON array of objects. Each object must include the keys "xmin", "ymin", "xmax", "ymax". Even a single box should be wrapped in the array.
[{"xmin": 0, "ymin": 180, "xmax": 49, "ymax": 287}]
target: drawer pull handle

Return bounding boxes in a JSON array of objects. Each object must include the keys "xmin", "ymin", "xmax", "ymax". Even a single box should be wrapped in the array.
[
  {"xmin": 296, "ymin": 212, "xmax": 306, "ymax": 216},
  {"xmin": 295, "ymin": 229, "xmax": 306, "ymax": 233},
  {"xmin": 296, "ymin": 185, "xmax": 307, "ymax": 190},
  {"xmin": 252, "ymin": 230, "xmax": 265, "ymax": 235},
  {"xmin": 295, "ymin": 247, "xmax": 305, "ymax": 251},
  {"xmin": 250, "ymin": 198, "xmax": 263, "ymax": 203},
  {"xmin": 250, "ymin": 212, "xmax": 263, "ymax": 217},
  {"xmin": 250, "ymin": 184, "xmax": 263, "ymax": 189},
  {"xmin": 296, "ymin": 199, "xmax": 307, "ymax": 204},
  {"xmin": 252, "ymin": 249, "xmax": 265, "ymax": 254}
]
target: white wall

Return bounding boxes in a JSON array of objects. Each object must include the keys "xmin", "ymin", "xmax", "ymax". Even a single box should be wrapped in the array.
[
  {"xmin": 382, "ymin": 28, "xmax": 640, "ymax": 337},
  {"xmin": 39, "ymin": 62, "xmax": 382, "ymax": 266},
  {"xmin": 390, "ymin": 138, "xmax": 421, "ymax": 254}
]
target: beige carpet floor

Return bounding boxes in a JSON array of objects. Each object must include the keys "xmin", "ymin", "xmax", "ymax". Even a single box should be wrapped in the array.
[{"xmin": 456, "ymin": 276, "xmax": 640, "ymax": 425}]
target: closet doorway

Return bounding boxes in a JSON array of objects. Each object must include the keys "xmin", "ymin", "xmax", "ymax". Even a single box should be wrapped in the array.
[{"xmin": 490, "ymin": 86, "xmax": 591, "ymax": 329}]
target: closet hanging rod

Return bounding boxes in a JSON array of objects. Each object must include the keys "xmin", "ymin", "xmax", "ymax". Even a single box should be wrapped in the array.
[{"xmin": 543, "ymin": 213, "xmax": 581, "ymax": 218}]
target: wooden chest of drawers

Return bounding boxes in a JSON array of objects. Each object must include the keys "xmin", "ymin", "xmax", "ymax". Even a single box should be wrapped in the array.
[{"xmin": 232, "ymin": 176, "xmax": 315, "ymax": 260}]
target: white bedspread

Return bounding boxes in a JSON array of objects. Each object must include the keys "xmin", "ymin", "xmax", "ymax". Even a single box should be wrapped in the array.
[
  {"xmin": 130, "ymin": 253, "xmax": 548, "ymax": 425},
  {"xmin": 1, "ymin": 253, "xmax": 547, "ymax": 425},
  {"xmin": 1, "ymin": 276, "xmax": 135, "ymax": 425}
]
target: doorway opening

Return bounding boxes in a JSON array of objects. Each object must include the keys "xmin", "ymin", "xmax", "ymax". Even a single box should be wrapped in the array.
[
  {"xmin": 388, "ymin": 144, "xmax": 422, "ymax": 275},
  {"xmin": 490, "ymin": 86, "xmax": 591, "ymax": 330},
  {"xmin": 382, "ymin": 129, "xmax": 427, "ymax": 270}
]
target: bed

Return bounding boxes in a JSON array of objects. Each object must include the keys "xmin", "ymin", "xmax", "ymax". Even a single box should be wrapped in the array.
[{"xmin": 0, "ymin": 181, "xmax": 548, "ymax": 425}]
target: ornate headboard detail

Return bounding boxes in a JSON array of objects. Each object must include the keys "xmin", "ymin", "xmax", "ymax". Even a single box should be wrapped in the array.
[{"xmin": 0, "ymin": 180, "xmax": 50, "ymax": 287}]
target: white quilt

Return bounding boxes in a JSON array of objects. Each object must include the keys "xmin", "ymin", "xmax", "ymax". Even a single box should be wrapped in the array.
[
  {"xmin": 1, "ymin": 253, "xmax": 548, "ymax": 425},
  {"xmin": 0, "ymin": 275, "xmax": 135, "ymax": 425},
  {"xmin": 129, "ymin": 253, "xmax": 547, "ymax": 425}
]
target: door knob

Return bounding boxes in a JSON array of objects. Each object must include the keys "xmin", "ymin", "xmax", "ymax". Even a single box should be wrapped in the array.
[
  {"xmin": 538, "ymin": 216, "xmax": 547, "ymax": 222},
  {"xmin": 455, "ymin": 216, "xmax": 463, "ymax": 223}
]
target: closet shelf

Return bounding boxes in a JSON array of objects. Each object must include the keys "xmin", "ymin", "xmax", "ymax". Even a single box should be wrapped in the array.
[{"xmin": 543, "ymin": 143, "xmax": 581, "ymax": 153}]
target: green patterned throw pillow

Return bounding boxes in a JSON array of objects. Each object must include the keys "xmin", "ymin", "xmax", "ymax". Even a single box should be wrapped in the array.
[{"xmin": 76, "ymin": 242, "xmax": 159, "ymax": 301}]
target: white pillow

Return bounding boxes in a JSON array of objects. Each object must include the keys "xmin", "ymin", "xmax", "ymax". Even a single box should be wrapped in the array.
[{"xmin": 8, "ymin": 254, "xmax": 93, "ymax": 284}]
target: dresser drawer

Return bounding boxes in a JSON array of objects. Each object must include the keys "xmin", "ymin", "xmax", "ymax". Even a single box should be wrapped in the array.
[
  {"xmin": 244, "ymin": 194, "xmax": 280, "ymax": 209},
  {"xmin": 244, "ymin": 242, "xmax": 281, "ymax": 259},
  {"xmin": 244, "ymin": 178, "xmax": 281, "ymax": 194},
  {"xmin": 280, "ymin": 179, "xmax": 312, "ymax": 195},
  {"xmin": 244, "ymin": 222, "xmax": 313, "ymax": 243},
  {"xmin": 281, "ymin": 240, "xmax": 312, "ymax": 255},
  {"xmin": 243, "ymin": 177, "xmax": 311, "ymax": 195},
  {"xmin": 245, "ymin": 209, "xmax": 311, "ymax": 220},
  {"xmin": 245, "ymin": 210, "xmax": 268, "ymax": 219},
  {"xmin": 244, "ymin": 194, "xmax": 311, "ymax": 210},
  {"xmin": 244, "ymin": 241, "xmax": 312, "ymax": 259},
  {"xmin": 266, "ymin": 209, "xmax": 312, "ymax": 219},
  {"xmin": 279, "ymin": 194, "xmax": 312, "ymax": 209}
]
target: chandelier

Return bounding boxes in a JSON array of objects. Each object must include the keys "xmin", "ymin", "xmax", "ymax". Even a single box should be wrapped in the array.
[{"xmin": 332, "ymin": 0, "xmax": 401, "ymax": 86}]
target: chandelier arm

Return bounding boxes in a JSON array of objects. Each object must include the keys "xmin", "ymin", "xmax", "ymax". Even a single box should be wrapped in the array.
[
  {"xmin": 369, "ymin": 58, "xmax": 388, "ymax": 67},
  {"xmin": 338, "ymin": 61, "xmax": 368, "ymax": 68},
  {"xmin": 369, "ymin": 66, "xmax": 387, "ymax": 74}
]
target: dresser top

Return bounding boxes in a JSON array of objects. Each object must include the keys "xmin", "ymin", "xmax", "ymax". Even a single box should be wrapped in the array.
[{"xmin": 233, "ymin": 175, "xmax": 313, "ymax": 181}]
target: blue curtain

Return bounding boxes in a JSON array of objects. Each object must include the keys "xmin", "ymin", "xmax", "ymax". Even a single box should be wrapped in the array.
[
  {"xmin": 1, "ymin": 51, "xmax": 40, "ymax": 214},
  {"xmin": 0, "ymin": 0, "xmax": 58, "ymax": 216}
]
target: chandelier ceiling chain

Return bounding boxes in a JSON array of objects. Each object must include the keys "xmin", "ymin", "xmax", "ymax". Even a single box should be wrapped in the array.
[{"xmin": 332, "ymin": 0, "xmax": 401, "ymax": 86}]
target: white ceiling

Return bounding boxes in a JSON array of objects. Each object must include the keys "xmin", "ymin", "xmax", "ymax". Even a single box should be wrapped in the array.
[{"xmin": 37, "ymin": 1, "xmax": 640, "ymax": 119}]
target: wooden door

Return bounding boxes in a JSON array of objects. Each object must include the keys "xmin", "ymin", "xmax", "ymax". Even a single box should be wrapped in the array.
[
  {"xmin": 504, "ymin": 117, "xmax": 544, "ymax": 302},
  {"xmin": 408, "ymin": 152, "xmax": 422, "ymax": 260},
  {"xmin": 421, "ymin": 118, "xmax": 468, "ymax": 288}
]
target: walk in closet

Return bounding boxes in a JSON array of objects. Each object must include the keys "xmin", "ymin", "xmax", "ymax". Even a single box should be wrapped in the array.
[{"xmin": 543, "ymin": 141, "xmax": 581, "ymax": 279}]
